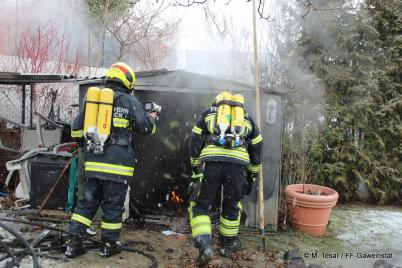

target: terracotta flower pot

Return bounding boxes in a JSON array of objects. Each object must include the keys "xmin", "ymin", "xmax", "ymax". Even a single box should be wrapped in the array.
[{"xmin": 284, "ymin": 184, "xmax": 339, "ymax": 236}]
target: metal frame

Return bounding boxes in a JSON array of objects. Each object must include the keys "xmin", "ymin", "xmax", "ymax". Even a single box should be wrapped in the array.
[{"xmin": 0, "ymin": 73, "xmax": 81, "ymax": 128}]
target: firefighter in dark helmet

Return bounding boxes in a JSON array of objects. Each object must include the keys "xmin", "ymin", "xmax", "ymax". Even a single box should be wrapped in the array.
[
  {"xmin": 66, "ymin": 62, "xmax": 159, "ymax": 258},
  {"xmin": 188, "ymin": 91, "xmax": 263, "ymax": 265}
]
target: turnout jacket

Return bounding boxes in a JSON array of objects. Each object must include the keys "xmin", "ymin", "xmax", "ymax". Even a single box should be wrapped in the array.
[
  {"xmin": 190, "ymin": 106, "xmax": 263, "ymax": 175},
  {"xmin": 71, "ymin": 83, "xmax": 156, "ymax": 183}
]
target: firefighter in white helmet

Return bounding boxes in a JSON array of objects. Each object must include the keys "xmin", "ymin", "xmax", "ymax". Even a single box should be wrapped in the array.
[{"xmin": 66, "ymin": 62, "xmax": 159, "ymax": 258}]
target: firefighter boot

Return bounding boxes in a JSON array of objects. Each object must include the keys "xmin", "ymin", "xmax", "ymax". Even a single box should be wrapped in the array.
[
  {"xmin": 65, "ymin": 236, "xmax": 86, "ymax": 258},
  {"xmin": 194, "ymin": 234, "xmax": 213, "ymax": 265},
  {"xmin": 218, "ymin": 234, "xmax": 242, "ymax": 256},
  {"xmin": 99, "ymin": 240, "xmax": 122, "ymax": 257}
]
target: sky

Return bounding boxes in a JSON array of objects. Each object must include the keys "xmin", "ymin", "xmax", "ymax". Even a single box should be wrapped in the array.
[
  {"xmin": 2, "ymin": 0, "xmax": 279, "ymax": 52},
  {"xmin": 173, "ymin": 1, "xmax": 255, "ymax": 51},
  {"xmin": 0, "ymin": 0, "xmax": 283, "ymax": 80}
]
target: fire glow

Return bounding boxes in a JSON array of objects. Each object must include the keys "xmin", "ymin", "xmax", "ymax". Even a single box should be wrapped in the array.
[{"xmin": 170, "ymin": 190, "xmax": 184, "ymax": 204}]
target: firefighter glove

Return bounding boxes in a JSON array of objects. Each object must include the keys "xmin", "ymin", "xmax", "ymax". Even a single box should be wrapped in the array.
[
  {"xmin": 144, "ymin": 101, "xmax": 162, "ymax": 121},
  {"xmin": 243, "ymin": 172, "xmax": 257, "ymax": 196}
]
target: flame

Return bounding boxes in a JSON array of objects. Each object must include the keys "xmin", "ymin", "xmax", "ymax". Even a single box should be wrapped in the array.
[{"xmin": 170, "ymin": 190, "xmax": 184, "ymax": 204}]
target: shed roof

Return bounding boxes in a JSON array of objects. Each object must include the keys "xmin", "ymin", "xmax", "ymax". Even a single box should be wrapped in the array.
[
  {"xmin": 0, "ymin": 70, "xmax": 287, "ymax": 95},
  {"xmin": 0, "ymin": 72, "xmax": 80, "ymax": 85},
  {"xmin": 79, "ymin": 69, "xmax": 286, "ymax": 95}
]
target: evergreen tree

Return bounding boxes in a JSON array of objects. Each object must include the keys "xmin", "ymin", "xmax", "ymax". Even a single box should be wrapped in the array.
[{"xmin": 279, "ymin": 0, "xmax": 401, "ymax": 203}]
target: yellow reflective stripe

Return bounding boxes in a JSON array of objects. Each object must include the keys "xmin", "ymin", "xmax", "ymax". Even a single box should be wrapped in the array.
[
  {"xmin": 192, "ymin": 126, "xmax": 203, "ymax": 135},
  {"xmin": 200, "ymin": 153, "xmax": 249, "ymax": 161},
  {"xmin": 191, "ymin": 215, "xmax": 212, "ymax": 237},
  {"xmin": 188, "ymin": 201, "xmax": 196, "ymax": 220},
  {"xmin": 244, "ymin": 120, "xmax": 252, "ymax": 130},
  {"xmin": 247, "ymin": 164, "xmax": 261, "ymax": 173},
  {"xmin": 220, "ymin": 216, "xmax": 239, "ymax": 227},
  {"xmin": 193, "ymin": 225, "xmax": 212, "ymax": 237},
  {"xmin": 208, "ymin": 121, "xmax": 214, "ymax": 133},
  {"xmin": 204, "ymin": 145, "xmax": 247, "ymax": 152},
  {"xmin": 251, "ymin": 134, "xmax": 263, "ymax": 145},
  {"xmin": 219, "ymin": 224, "xmax": 240, "ymax": 235},
  {"xmin": 205, "ymin": 114, "xmax": 215, "ymax": 121},
  {"xmin": 191, "ymin": 215, "xmax": 210, "ymax": 226},
  {"xmin": 219, "ymin": 226, "xmax": 239, "ymax": 236},
  {"xmin": 205, "ymin": 114, "xmax": 216, "ymax": 133},
  {"xmin": 113, "ymin": 124, "xmax": 127, "ymax": 128},
  {"xmin": 113, "ymin": 118, "xmax": 129, "ymax": 123},
  {"xmin": 85, "ymin": 162, "xmax": 134, "ymax": 177},
  {"xmin": 71, "ymin": 213, "xmax": 92, "ymax": 227},
  {"xmin": 190, "ymin": 157, "xmax": 201, "ymax": 166},
  {"xmin": 85, "ymin": 167, "xmax": 133, "ymax": 176},
  {"xmin": 71, "ymin": 129, "xmax": 83, "ymax": 138},
  {"xmin": 101, "ymin": 221, "xmax": 122, "ymax": 230},
  {"xmin": 85, "ymin": 162, "xmax": 134, "ymax": 171},
  {"xmin": 219, "ymin": 214, "xmax": 241, "ymax": 236},
  {"xmin": 237, "ymin": 201, "xmax": 242, "ymax": 212},
  {"xmin": 113, "ymin": 118, "xmax": 129, "ymax": 128},
  {"xmin": 200, "ymin": 146, "xmax": 250, "ymax": 162},
  {"xmin": 151, "ymin": 123, "xmax": 157, "ymax": 134}
]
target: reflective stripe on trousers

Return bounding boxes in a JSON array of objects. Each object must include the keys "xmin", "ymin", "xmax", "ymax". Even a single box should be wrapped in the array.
[
  {"xmin": 71, "ymin": 213, "xmax": 92, "ymax": 227},
  {"xmin": 190, "ymin": 215, "xmax": 212, "ymax": 238},
  {"xmin": 84, "ymin": 161, "xmax": 134, "ymax": 177},
  {"xmin": 219, "ymin": 202, "xmax": 242, "ymax": 237},
  {"xmin": 101, "ymin": 221, "xmax": 123, "ymax": 230},
  {"xmin": 247, "ymin": 163, "xmax": 261, "ymax": 173}
]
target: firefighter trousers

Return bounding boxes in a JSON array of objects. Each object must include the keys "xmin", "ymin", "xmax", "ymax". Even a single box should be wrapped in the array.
[
  {"xmin": 69, "ymin": 177, "xmax": 128, "ymax": 241},
  {"xmin": 190, "ymin": 162, "xmax": 246, "ymax": 240}
]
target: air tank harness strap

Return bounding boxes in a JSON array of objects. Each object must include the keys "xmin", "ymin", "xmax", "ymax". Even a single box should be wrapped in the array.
[
  {"xmin": 215, "ymin": 99, "xmax": 244, "ymax": 108},
  {"xmin": 109, "ymin": 132, "xmax": 132, "ymax": 146},
  {"xmin": 206, "ymin": 134, "xmax": 247, "ymax": 148}
]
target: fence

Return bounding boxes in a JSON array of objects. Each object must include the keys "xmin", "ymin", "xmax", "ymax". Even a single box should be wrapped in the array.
[{"xmin": 0, "ymin": 83, "xmax": 79, "ymax": 128}]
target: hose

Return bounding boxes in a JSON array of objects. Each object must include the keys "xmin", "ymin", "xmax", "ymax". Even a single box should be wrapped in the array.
[
  {"xmin": 0, "ymin": 217, "xmax": 100, "ymax": 244},
  {"xmin": 0, "ymin": 240, "xmax": 17, "ymax": 265},
  {"xmin": 0, "ymin": 217, "xmax": 157, "ymax": 268},
  {"xmin": 0, "ymin": 222, "xmax": 38, "ymax": 268},
  {"xmin": 123, "ymin": 246, "xmax": 158, "ymax": 268}
]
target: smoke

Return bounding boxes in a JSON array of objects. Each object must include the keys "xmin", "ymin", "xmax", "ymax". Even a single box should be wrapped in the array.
[
  {"xmin": 0, "ymin": 0, "xmax": 98, "ymax": 123},
  {"xmin": 264, "ymin": 0, "xmax": 357, "ymax": 123},
  {"xmin": 175, "ymin": 1, "xmax": 255, "ymax": 83},
  {"xmin": 0, "ymin": 0, "xmax": 92, "ymax": 58}
]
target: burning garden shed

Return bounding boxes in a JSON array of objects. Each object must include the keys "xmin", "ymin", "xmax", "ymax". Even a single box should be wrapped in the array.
[{"xmin": 78, "ymin": 69, "xmax": 286, "ymax": 231}]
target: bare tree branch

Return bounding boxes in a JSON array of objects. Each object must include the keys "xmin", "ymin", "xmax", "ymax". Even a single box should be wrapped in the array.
[
  {"xmin": 175, "ymin": 0, "xmax": 272, "ymax": 20},
  {"xmin": 257, "ymin": 0, "xmax": 273, "ymax": 21},
  {"xmin": 105, "ymin": 0, "xmax": 179, "ymax": 69},
  {"xmin": 174, "ymin": 0, "xmax": 355, "ymax": 20},
  {"xmin": 174, "ymin": 0, "xmax": 208, "ymax": 7},
  {"xmin": 297, "ymin": 0, "xmax": 356, "ymax": 19}
]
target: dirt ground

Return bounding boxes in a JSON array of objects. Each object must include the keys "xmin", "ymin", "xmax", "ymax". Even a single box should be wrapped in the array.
[
  {"xmin": 13, "ymin": 225, "xmax": 283, "ymax": 268},
  {"xmin": 58, "ymin": 229, "xmax": 283, "ymax": 268},
  {"xmin": 2, "ymin": 203, "xmax": 402, "ymax": 268}
]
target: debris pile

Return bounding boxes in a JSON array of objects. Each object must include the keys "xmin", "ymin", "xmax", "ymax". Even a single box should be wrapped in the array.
[{"xmin": 0, "ymin": 216, "xmax": 158, "ymax": 268}]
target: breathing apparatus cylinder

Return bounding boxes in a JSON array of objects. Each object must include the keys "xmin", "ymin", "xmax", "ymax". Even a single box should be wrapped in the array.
[
  {"xmin": 83, "ymin": 87, "xmax": 100, "ymax": 150},
  {"xmin": 216, "ymin": 91, "xmax": 233, "ymax": 145},
  {"xmin": 95, "ymin": 88, "xmax": 114, "ymax": 154},
  {"xmin": 231, "ymin": 94, "xmax": 245, "ymax": 147}
]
